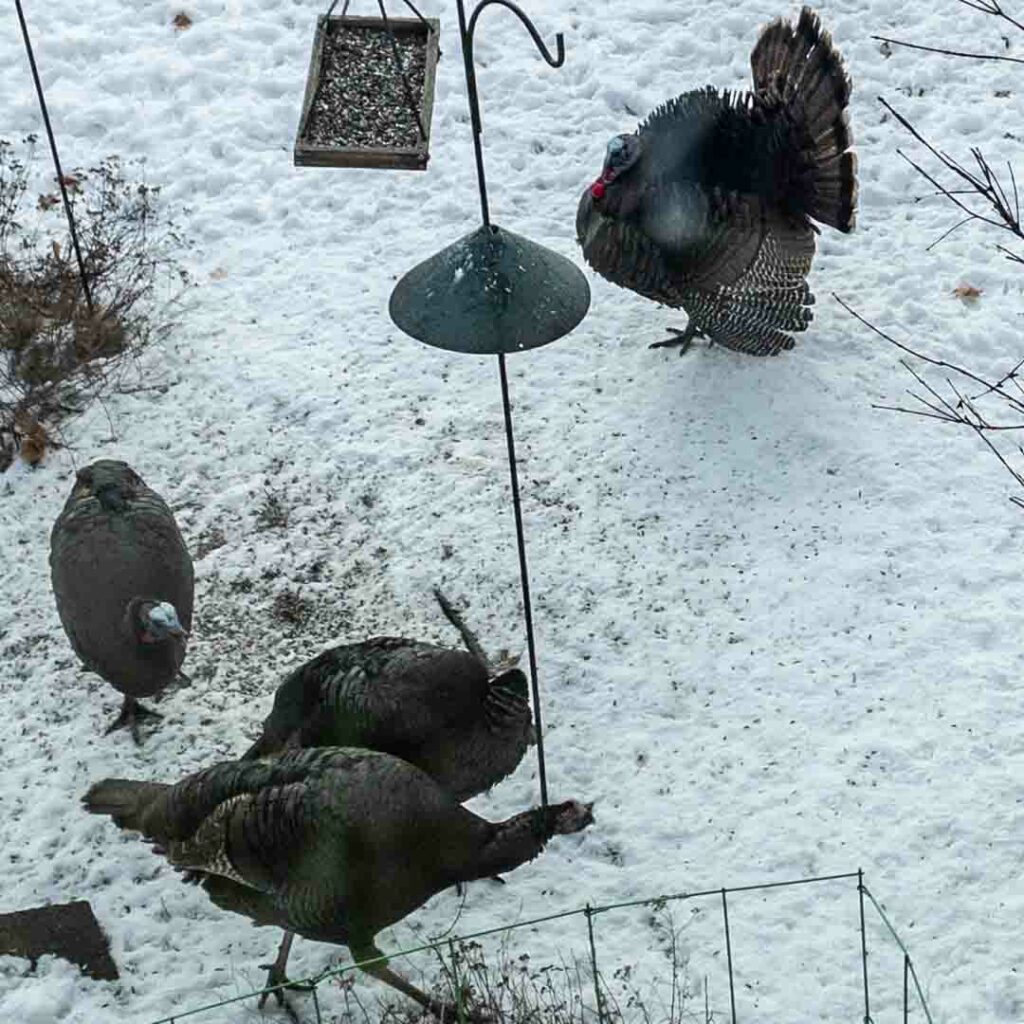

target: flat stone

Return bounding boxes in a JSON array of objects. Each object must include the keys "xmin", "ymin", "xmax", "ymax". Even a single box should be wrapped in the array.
[{"xmin": 0, "ymin": 900, "xmax": 118, "ymax": 981}]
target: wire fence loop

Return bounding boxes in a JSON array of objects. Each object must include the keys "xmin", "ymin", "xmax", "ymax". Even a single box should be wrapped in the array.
[{"xmin": 139, "ymin": 870, "xmax": 934, "ymax": 1024}]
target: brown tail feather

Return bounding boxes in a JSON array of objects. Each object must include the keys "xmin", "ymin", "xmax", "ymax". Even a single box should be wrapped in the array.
[
  {"xmin": 82, "ymin": 778, "xmax": 168, "ymax": 834},
  {"xmin": 751, "ymin": 6, "xmax": 857, "ymax": 233}
]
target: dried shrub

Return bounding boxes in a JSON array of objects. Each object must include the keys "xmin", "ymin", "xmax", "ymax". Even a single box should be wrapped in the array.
[
  {"xmin": 337, "ymin": 931, "xmax": 699, "ymax": 1024},
  {"xmin": 0, "ymin": 136, "xmax": 191, "ymax": 469}
]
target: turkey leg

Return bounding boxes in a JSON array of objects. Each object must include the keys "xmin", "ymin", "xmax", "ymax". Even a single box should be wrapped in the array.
[
  {"xmin": 351, "ymin": 939, "xmax": 491, "ymax": 1023},
  {"xmin": 649, "ymin": 323, "xmax": 707, "ymax": 355},
  {"xmin": 257, "ymin": 930, "xmax": 313, "ymax": 1023},
  {"xmin": 104, "ymin": 696, "xmax": 163, "ymax": 744}
]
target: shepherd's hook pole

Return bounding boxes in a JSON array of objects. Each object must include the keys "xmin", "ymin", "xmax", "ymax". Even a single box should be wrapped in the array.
[
  {"xmin": 454, "ymin": 0, "xmax": 563, "ymax": 810},
  {"xmin": 456, "ymin": 0, "xmax": 564, "ymax": 228},
  {"xmin": 14, "ymin": 0, "xmax": 94, "ymax": 315}
]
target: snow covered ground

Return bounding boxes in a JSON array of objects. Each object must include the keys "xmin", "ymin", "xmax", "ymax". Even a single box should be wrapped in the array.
[{"xmin": 1, "ymin": 0, "xmax": 1022, "ymax": 1021}]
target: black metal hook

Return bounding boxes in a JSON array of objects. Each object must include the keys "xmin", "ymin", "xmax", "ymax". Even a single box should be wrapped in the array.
[
  {"xmin": 466, "ymin": 0, "xmax": 565, "ymax": 67},
  {"xmin": 455, "ymin": 0, "xmax": 564, "ymax": 226}
]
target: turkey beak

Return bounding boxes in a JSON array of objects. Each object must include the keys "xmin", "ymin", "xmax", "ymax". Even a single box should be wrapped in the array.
[{"xmin": 167, "ymin": 624, "xmax": 189, "ymax": 639}]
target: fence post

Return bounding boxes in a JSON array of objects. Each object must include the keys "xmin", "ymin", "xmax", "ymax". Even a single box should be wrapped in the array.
[
  {"xmin": 903, "ymin": 954, "xmax": 910, "ymax": 1024},
  {"xmin": 310, "ymin": 979, "xmax": 324, "ymax": 1023},
  {"xmin": 721, "ymin": 889, "xmax": 737, "ymax": 1024},
  {"xmin": 858, "ymin": 869, "xmax": 871, "ymax": 1024},
  {"xmin": 585, "ymin": 905, "xmax": 607, "ymax": 1024}
]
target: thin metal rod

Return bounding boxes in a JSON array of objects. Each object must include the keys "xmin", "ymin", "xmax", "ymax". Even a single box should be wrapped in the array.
[
  {"xmin": 860, "ymin": 885, "xmax": 933, "ymax": 1024},
  {"xmin": 14, "ymin": 0, "xmax": 94, "ymax": 316},
  {"xmin": 466, "ymin": 0, "xmax": 564, "ymax": 63},
  {"xmin": 497, "ymin": 351, "xmax": 547, "ymax": 807},
  {"xmin": 585, "ymin": 906, "xmax": 606, "ymax": 1024},
  {"xmin": 588, "ymin": 870, "xmax": 863, "ymax": 917},
  {"xmin": 721, "ymin": 889, "xmax": 737, "ymax": 1024},
  {"xmin": 903, "ymin": 954, "xmax": 910, "ymax": 1024},
  {"xmin": 397, "ymin": 0, "xmax": 432, "ymax": 29},
  {"xmin": 455, "ymin": 0, "xmax": 490, "ymax": 226},
  {"xmin": 456, "ymin": 0, "xmax": 565, "ymax": 227},
  {"xmin": 858, "ymin": 869, "xmax": 871, "ymax": 1024}
]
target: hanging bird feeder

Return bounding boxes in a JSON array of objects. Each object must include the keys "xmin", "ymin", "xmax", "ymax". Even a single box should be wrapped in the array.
[{"xmin": 294, "ymin": 1, "xmax": 440, "ymax": 170}]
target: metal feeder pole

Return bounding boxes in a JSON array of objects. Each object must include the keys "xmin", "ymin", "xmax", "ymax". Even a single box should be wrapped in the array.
[
  {"xmin": 455, "ymin": 0, "xmax": 566, "ymax": 809},
  {"xmin": 390, "ymin": 1, "xmax": 587, "ymax": 811}
]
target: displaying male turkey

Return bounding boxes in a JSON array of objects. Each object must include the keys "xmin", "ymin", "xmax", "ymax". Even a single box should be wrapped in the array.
[
  {"xmin": 576, "ymin": 7, "xmax": 857, "ymax": 357},
  {"xmin": 50, "ymin": 460, "xmax": 194, "ymax": 742},
  {"xmin": 242, "ymin": 588, "xmax": 533, "ymax": 803},
  {"xmin": 84, "ymin": 747, "xmax": 593, "ymax": 1018}
]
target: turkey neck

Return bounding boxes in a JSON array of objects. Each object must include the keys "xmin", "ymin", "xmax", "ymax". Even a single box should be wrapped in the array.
[{"xmin": 461, "ymin": 806, "xmax": 562, "ymax": 881}]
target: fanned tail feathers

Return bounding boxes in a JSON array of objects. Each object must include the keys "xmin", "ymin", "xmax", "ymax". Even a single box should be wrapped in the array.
[{"xmin": 751, "ymin": 6, "xmax": 857, "ymax": 232}]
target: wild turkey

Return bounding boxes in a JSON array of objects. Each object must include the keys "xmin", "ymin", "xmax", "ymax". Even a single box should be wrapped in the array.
[
  {"xmin": 83, "ymin": 747, "xmax": 593, "ymax": 1018},
  {"xmin": 242, "ymin": 588, "xmax": 533, "ymax": 803},
  {"xmin": 576, "ymin": 7, "xmax": 857, "ymax": 357},
  {"xmin": 50, "ymin": 460, "xmax": 193, "ymax": 741}
]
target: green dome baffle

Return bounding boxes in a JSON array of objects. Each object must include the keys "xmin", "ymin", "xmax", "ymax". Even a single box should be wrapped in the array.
[{"xmin": 389, "ymin": 224, "xmax": 590, "ymax": 354}]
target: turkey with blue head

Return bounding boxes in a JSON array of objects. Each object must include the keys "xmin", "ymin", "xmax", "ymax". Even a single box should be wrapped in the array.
[
  {"xmin": 577, "ymin": 7, "xmax": 857, "ymax": 357},
  {"xmin": 49, "ymin": 460, "xmax": 194, "ymax": 742}
]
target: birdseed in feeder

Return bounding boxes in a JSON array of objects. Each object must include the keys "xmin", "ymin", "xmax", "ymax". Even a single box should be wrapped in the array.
[{"xmin": 305, "ymin": 24, "xmax": 428, "ymax": 150}]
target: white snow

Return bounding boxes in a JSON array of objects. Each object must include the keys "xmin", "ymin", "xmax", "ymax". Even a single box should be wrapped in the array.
[{"xmin": 1, "ymin": 0, "xmax": 1022, "ymax": 1022}]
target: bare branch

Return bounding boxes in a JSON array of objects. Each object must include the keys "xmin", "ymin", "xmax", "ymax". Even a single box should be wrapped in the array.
[
  {"xmin": 880, "ymin": 98, "xmax": 1024, "ymax": 261},
  {"xmin": 872, "ymin": 34, "xmax": 1024, "ymax": 62},
  {"xmin": 954, "ymin": 0, "xmax": 1024, "ymax": 33},
  {"xmin": 836, "ymin": 294, "xmax": 1024, "ymax": 507}
]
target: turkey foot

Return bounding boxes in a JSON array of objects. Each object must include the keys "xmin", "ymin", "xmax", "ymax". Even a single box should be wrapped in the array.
[
  {"xmin": 104, "ymin": 696, "xmax": 162, "ymax": 744},
  {"xmin": 649, "ymin": 324, "xmax": 706, "ymax": 355},
  {"xmin": 257, "ymin": 933, "xmax": 312, "ymax": 1023}
]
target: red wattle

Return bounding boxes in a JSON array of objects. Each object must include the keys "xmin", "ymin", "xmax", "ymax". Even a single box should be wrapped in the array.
[{"xmin": 590, "ymin": 180, "xmax": 606, "ymax": 199}]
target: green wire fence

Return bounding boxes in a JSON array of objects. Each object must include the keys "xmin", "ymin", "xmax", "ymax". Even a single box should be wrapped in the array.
[{"xmin": 145, "ymin": 868, "xmax": 934, "ymax": 1024}]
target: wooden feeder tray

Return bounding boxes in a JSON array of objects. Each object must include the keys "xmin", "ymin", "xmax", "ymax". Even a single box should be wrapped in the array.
[{"xmin": 295, "ymin": 14, "xmax": 440, "ymax": 170}]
